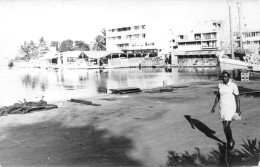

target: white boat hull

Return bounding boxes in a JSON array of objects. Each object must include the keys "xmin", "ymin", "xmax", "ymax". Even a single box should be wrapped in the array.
[
  {"xmin": 218, "ymin": 57, "xmax": 249, "ymax": 72},
  {"xmin": 251, "ymin": 64, "xmax": 260, "ymax": 72}
]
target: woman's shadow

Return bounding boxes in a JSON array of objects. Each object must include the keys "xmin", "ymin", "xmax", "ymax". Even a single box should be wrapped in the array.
[{"xmin": 184, "ymin": 115, "xmax": 225, "ymax": 144}]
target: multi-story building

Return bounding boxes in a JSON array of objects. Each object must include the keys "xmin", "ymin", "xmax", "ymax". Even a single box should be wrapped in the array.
[
  {"xmin": 106, "ymin": 24, "xmax": 173, "ymax": 67},
  {"xmin": 176, "ymin": 20, "xmax": 224, "ymax": 51},
  {"xmin": 174, "ymin": 20, "xmax": 225, "ymax": 66},
  {"xmin": 106, "ymin": 24, "xmax": 172, "ymax": 51},
  {"xmin": 234, "ymin": 30, "xmax": 260, "ymax": 55}
]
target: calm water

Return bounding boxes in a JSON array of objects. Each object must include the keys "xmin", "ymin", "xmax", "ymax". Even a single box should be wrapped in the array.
[{"xmin": 0, "ymin": 66, "xmax": 220, "ymax": 106}]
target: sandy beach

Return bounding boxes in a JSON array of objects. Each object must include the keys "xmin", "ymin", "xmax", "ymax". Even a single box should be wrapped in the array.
[{"xmin": 0, "ymin": 80, "xmax": 259, "ymax": 167}]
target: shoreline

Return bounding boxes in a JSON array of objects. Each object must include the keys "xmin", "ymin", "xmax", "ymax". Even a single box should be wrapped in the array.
[{"xmin": 0, "ymin": 80, "xmax": 259, "ymax": 166}]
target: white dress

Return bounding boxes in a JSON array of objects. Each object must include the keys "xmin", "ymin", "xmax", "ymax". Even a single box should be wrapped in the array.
[{"xmin": 218, "ymin": 81, "xmax": 239, "ymax": 121}]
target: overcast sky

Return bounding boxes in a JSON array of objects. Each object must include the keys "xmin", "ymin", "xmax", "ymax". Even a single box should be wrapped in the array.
[{"xmin": 0, "ymin": 0, "xmax": 260, "ymax": 58}]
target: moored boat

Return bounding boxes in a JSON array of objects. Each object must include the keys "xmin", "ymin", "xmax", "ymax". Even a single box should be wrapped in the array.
[{"xmin": 218, "ymin": 1, "xmax": 260, "ymax": 72}]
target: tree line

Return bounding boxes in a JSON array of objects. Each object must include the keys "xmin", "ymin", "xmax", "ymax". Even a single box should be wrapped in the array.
[{"xmin": 18, "ymin": 29, "xmax": 106, "ymax": 60}]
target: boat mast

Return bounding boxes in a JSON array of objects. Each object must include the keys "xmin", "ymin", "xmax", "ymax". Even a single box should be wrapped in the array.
[
  {"xmin": 237, "ymin": 1, "xmax": 243, "ymax": 49},
  {"xmin": 229, "ymin": 0, "xmax": 234, "ymax": 59}
]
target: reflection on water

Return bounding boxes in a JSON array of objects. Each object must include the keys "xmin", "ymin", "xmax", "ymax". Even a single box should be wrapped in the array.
[{"xmin": 0, "ymin": 66, "xmax": 220, "ymax": 106}]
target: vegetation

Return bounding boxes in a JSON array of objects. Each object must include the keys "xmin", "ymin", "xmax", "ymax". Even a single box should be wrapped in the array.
[
  {"xmin": 17, "ymin": 28, "xmax": 107, "ymax": 60},
  {"xmin": 59, "ymin": 39, "xmax": 74, "ymax": 52},
  {"xmin": 166, "ymin": 138, "xmax": 260, "ymax": 167},
  {"xmin": 38, "ymin": 37, "xmax": 49, "ymax": 52},
  {"xmin": 73, "ymin": 40, "xmax": 90, "ymax": 51},
  {"xmin": 92, "ymin": 28, "xmax": 106, "ymax": 51},
  {"xmin": 19, "ymin": 40, "xmax": 39, "ymax": 60}
]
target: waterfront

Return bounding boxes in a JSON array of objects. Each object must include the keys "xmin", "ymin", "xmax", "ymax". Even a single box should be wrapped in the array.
[
  {"xmin": 0, "ymin": 77, "xmax": 260, "ymax": 166},
  {"xmin": 0, "ymin": 66, "xmax": 220, "ymax": 106}
]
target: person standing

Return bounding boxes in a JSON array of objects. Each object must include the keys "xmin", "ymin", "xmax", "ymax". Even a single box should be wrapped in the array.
[{"xmin": 211, "ymin": 71, "xmax": 241, "ymax": 150}]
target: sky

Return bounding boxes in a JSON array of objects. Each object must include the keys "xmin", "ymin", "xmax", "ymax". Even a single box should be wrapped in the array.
[{"xmin": 0, "ymin": 0, "xmax": 260, "ymax": 59}]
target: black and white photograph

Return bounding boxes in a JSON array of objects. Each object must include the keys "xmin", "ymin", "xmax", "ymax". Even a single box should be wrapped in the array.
[{"xmin": 0, "ymin": 0, "xmax": 260, "ymax": 166}]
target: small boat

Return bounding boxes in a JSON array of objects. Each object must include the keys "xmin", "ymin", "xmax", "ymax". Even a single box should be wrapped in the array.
[{"xmin": 218, "ymin": 56, "xmax": 251, "ymax": 71}]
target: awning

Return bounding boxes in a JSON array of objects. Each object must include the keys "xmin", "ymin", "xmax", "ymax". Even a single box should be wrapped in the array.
[
  {"xmin": 41, "ymin": 52, "xmax": 62, "ymax": 60},
  {"xmin": 175, "ymin": 50, "xmax": 218, "ymax": 56},
  {"xmin": 82, "ymin": 50, "xmax": 123, "ymax": 59},
  {"xmin": 62, "ymin": 51, "xmax": 82, "ymax": 58}
]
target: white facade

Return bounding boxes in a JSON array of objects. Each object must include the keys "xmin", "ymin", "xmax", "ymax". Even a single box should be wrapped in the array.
[
  {"xmin": 175, "ymin": 20, "xmax": 224, "ymax": 51},
  {"xmin": 106, "ymin": 24, "xmax": 172, "ymax": 51},
  {"xmin": 237, "ymin": 30, "xmax": 260, "ymax": 51}
]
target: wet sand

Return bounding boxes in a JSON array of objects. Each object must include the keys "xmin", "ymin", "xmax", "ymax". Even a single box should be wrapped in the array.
[{"xmin": 0, "ymin": 80, "xmax": 260, "ymax": 166}]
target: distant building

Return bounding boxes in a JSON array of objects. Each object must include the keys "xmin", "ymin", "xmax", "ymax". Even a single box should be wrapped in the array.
[
  {"xmin": 173, "ymin": 20, "xmax": 225, "ymax": 66},
  {"xmin": 106, "ymin": 24, "xmax": 172, "ymax": 50},
  {"xmin": 176, "ymin": 20, "xmax": 224, "ymax": 51},
  {"xmin": 234, "ymin": 29, "xmax": 260, "ymax": 55},
  {"xmin": 50, "ymin": 41, "xmax": 60, "ymax": 51},
  {"xmin": 106, "ymin": 24, "xmax": 173, "ymax": 67}
]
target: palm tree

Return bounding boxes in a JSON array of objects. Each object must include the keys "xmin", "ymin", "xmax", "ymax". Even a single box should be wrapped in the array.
[
  {"xmin": 38, "ymin": 37, "xmax": 49, "ymax": 51},
  {"xmin": 92, "ymin": 35, "xmax": 106, "ymax": 51},
  {"xmin": 101, "ymin": 28, "xmax": 106, "ymax": 46}
]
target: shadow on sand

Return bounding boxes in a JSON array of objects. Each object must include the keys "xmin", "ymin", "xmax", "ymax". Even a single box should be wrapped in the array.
[
  {"xmin": 167, "ymin": 115, "xmax": 260, "ymax": 166},
  {"xmin": 0, "ymin": 122, "xmax": 142, "ymax": 167},
  {"xmin": 184, "ymin": 115, "xmax": 225, "ymax": 144}
]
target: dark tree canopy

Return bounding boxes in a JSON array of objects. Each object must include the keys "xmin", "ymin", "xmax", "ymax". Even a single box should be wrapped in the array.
[
  {"xmin": 74, "ymin": 40, "xmax": 90, "ymax": 51},
  {"xmin": 59, "ymin": 39, "xmax": 74, "ymax": 52}
]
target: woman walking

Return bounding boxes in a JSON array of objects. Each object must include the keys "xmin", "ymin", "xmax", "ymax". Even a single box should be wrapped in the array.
[{"xmin": 211, "ymin": 71, "xmax": 241, "ymax": 150}]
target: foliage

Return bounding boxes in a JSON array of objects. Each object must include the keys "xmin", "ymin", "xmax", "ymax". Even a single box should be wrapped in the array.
[
  {"xmin": 92, "ymin": 28, "xmax": 106, "ymax": 51},
  {"xmin": 92, "ymin": 35, "xmax": 106, "ymax": 51},
  {"xmin": 59, "ymin": 39, "xmax": 74, "ymax": 52},
  {"xmin": 38, "ymin": 37, "xmax": 49, "ymax": 51},
  {"xmin": 166, "ymin": 138, "xmax": 260, "ymax": 167},
  {"xmin": 18, "ymin": 37, "xmax": 49, "ymax": 60},
  {"xmin": 101, "ymin": 28, "xmax": 106, "ymax": 46},
  {"xmin": 167, "ymin": 148, "xmax": 208, "ymax": 166},
  {"xmin": 74, "ymin": 40, "xmax": 90, "ymax": 51},
  {"xmin": 19, "ymin": 40, "xmax": 38, "ymax": 59},
  {"xmin": 240, "ymin": 138, "xmax": 260, "ymax": 164},
  {"xmin": 19, "ymin": 41, "xmax": 30, "ymax": 59}
]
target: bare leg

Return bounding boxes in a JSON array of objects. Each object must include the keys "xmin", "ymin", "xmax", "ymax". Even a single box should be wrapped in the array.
[{"xmin": 223, "ymin": 121, "xmax": 235, "ymax": 150}]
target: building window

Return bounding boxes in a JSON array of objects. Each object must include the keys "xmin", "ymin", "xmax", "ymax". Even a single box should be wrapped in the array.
[
  {"xmin": 134, "ymin": 34, "xmax": 139, "ymax": 38},
  {"xmin": 179, "ymin": 35, "xmax": 184, "ymax": 40},
  {"xmin": 194, "ymin": 34, "xmax": 201, "ymax": 40}
]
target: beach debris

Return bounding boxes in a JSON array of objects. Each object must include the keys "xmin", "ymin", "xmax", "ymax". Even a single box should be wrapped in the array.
[
  {"xmin": 99, "ymin": 98, "xmax": 117, "ymax": 101},
  {"xmin": 159, "ymin": 87, "xmax": 175, "ymax": 92},
  {"xmin": 145, "ymin": 85, "xmax": 189, "ymax": 93},
  {"xmin": 0, "ymin": 98, "xmax": 58, "ymax": 116},
  {"xmin": 109, "ymin": 87, "xmax": 141, "ymax": 94},
  {"xmin": 68, "ymin": 98, "xmax": 101, "ymax": 106}
]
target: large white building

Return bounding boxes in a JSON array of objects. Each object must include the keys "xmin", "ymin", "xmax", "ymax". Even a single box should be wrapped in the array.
[
  {"xmin": 105, "ymin": 24, "xmax": 173, "ymax": 67},
  {"xmin": 174, "ymin": 20, "xmax": 225, "ymax": 66},
  {"xmin": 106, "ymin": 24, "xmax": 172, "ymax": 51},
  {"xmin": 234, "ymin": 30, "xmax": 260, "ymax": 54},
  {"xmin": 176, "ymin": 20, "xmax": 224, "ymax": 51}
]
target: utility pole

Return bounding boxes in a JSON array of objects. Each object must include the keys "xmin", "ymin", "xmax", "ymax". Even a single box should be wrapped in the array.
[
  {"xmin": 229, "ymin": 0, "xmax": 234, "ymax": 59},
  {"xmin": 238, "ymin": 1, "xmax": 243, "ymax": 49}
]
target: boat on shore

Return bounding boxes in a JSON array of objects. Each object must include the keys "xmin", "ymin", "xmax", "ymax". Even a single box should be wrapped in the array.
[
  {"xmin": 218, "ymin": 1, "xmax": 260, "ymax": 72},
  {"xmin": 218, "ymin": 56, "xmax": 251, "ymax": 71}
]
